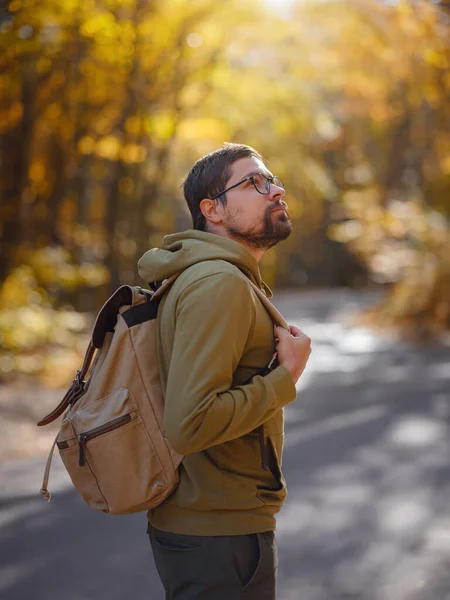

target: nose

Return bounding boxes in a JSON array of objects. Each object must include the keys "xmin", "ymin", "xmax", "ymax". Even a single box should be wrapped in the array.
[{"xmin": 269, "ymin": 183, "xmax": 285, "ymax": 201}]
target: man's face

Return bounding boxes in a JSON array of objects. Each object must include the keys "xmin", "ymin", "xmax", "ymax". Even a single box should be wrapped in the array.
[{"xmin": 219, "ymin": 156, "xmax": 292, "ymax": 251}]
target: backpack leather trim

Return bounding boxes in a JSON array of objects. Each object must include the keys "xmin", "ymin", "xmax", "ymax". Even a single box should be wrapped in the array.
[
  {"xmin": 37, "ymin": 342, "xmax": 96, "ymax": 426},
  {"xmin": 92, "ymin": 286, "xmax": 134, "ymax": 348},
  {"xmin": 122, "ymin": 297, "xmax": 160, "ymax": 328}
]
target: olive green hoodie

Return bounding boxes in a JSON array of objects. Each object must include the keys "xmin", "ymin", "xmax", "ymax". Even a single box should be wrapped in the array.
[{"xmin": 137, "ymin": 230, "xmax": 297, "ymax": 536}]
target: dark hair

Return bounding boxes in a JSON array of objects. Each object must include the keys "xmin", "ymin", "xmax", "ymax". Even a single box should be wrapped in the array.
[{"xmin": 183, "ymin": 142, "xmax": 262, "ymax": 231}]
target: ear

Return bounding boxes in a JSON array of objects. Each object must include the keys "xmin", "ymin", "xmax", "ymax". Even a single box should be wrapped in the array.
[{"xmin": 199, "ymin": 198, "xmax": 223, "ymax": 225}]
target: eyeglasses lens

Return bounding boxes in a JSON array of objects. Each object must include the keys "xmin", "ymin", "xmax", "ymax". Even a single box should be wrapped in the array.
[
  {"xmin": 251, "ymin": 174, "xmax": 269, "ymax": 194},
  {"xmin": 272, "ymin": 176, "xmax": 284, "ymax": 189},
  {"xmin": 252, "ymin": 174, "xmax": 285, "ymax": 194}
]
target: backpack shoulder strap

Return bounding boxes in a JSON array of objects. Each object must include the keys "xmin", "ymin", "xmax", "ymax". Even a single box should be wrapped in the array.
[
  {"xmin": 150, "ymin": 263, "xmax": 289, "ymax": 330},
  {"xmin": 243, "ymin": 278, "xmax": 288, "ymax": 330},
  {"xmin": 151, "ymin": 273, "xmax": 181, "ymax": 300}
]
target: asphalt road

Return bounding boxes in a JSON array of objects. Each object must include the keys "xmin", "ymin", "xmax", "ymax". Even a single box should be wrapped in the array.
[{"xmin": 1, "ymin": 289, "xmax": 450, "ymax": 600}]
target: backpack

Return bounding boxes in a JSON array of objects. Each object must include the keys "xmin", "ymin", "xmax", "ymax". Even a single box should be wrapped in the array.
[{"xmin": 37, "ymin": 269, "xmax": 288, "ymax": 515}]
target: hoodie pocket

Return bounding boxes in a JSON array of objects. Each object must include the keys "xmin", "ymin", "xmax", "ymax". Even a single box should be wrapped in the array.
[{"xmin": 256, "ymin": 435, "xmax": 286, "ymax": 506}]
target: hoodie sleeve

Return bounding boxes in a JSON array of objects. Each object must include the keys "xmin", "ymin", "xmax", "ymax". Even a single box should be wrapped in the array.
[{"xmin": 163, "ymin": 271, "xmax": 297, "ymax": 455}]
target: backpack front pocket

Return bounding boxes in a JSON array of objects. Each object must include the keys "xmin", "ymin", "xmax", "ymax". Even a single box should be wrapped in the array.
[
  {"xmin": 58, "ymin": 437, "xmax": 109, "ymax": 512},
  {"xmin": 58, "ymin": 388, "xmax": 168, "ymax": 514},
  {"xmin": 78, "ymin": 413, "xmax": 132, "ymax": 466},
  {"xmin": 81, "ymin": 413, "xmax": 166, "ymax": 514}
]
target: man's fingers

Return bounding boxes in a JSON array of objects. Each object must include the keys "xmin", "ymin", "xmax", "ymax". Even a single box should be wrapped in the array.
[
  {"xmin": 275, "ymin": 324, "xmax": 311, "ymax": 346},
  {"xmin": 288, "ymin": 325, "xmax": 310, "ymax": 344},
  {"xmin": 274, "ymin": 325, "xmax": 289, "ymax": 335}
]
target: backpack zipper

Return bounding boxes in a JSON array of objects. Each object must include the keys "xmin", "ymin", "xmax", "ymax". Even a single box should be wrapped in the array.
[{"xmin": 78, "ymin": 413, "xmax": 132, "ymax": 467}]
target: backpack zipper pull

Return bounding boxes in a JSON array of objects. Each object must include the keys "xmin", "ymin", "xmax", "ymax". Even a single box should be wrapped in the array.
[{"xmin": 79, "ymin": 433, "xmax": 88, "ymax": 467}]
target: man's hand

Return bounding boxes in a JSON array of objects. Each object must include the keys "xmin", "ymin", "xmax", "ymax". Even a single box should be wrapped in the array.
[{"xmin": 274, "ymin": 325, "xmax": 311, "ymax": 384}]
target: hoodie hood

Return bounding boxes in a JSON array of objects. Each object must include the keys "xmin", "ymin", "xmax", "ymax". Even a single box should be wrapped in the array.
[{"xmin": 137, "ymin": 229, "xmax": 272, "ymax": 297}]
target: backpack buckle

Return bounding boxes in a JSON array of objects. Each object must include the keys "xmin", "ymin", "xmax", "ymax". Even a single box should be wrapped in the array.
[
  {"xmin": 69, "ymin": 370, "xmax": 86, "ymax": 406},
  {"xmin": 75, "ymin": 369, "xmax": 83, "ymax": 386}
]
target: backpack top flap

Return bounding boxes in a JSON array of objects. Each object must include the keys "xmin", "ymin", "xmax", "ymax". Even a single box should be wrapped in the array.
[
  {"xmin": 37, "ymin": 285, "xmax": 151, "ymax": 427},
  {"xmin": 92, "ymin": 285, "xmax": 151, "ymax": 348}
]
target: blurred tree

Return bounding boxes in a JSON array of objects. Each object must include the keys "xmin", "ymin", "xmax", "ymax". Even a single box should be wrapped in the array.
[
  {"xmin": 312, "ymin": 0, "xmax": 450, "ymax": 336},
  {"xmin": 1, "ymin": 0, "xmax": 449, "ymax": 384}
]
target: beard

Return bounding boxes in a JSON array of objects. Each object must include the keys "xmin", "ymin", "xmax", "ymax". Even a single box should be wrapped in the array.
[{"xmin": 225, "ymin": 203, "xmax": 292, "ymax": 251}]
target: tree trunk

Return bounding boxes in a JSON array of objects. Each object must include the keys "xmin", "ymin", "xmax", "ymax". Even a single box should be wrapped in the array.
[{"xmin": 0, "ymin": 66, "xmax": 35, "ymax": 282}]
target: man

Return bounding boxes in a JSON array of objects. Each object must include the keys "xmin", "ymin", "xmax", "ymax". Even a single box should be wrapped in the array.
[{"xmin": 137, "ymin": 143, "xmax": 311, "ymax": 599}]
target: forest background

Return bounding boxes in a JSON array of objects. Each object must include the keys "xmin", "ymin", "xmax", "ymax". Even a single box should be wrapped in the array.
[{"xmin": 1, "ymin": 0, "xmax": 450, "ymax": 387}]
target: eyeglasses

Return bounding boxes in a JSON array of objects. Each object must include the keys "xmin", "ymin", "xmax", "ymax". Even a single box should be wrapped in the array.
[{"xmin": 211, "ymin": 172, "xmax": 285, "ymax": 200}]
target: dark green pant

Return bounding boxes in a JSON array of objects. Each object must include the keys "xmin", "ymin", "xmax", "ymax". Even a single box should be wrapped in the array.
[{"xmin": 147, "ymin": 523, "xmax": 277, "ymax": 599}]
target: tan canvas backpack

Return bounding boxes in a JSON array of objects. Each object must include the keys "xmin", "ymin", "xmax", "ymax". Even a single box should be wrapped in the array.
[{"xmin": 37, "ymin": 269, "xmax": 288, "ymax": 515}]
